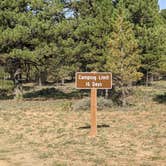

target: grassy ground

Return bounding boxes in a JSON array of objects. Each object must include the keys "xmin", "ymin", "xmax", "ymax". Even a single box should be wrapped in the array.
[{"xmin": 0, "ymin": 81, "xmax": 165, "ymax": 166}]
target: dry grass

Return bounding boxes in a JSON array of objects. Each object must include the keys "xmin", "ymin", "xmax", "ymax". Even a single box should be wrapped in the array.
[{"xmin": 0, "ymin": 81, "xmax": 165, "ymax": 166}]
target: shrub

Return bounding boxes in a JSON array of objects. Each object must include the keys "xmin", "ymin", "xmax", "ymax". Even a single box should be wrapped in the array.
[
  {"xmin": 72, "ymin": 97, "xmax": 90, "ymax": 111},
  {"xmin": 0, "ymin": 80, "xmax": 14, "ymax": 99},
  {"xmin": 72, "ymin": 97, "xmax": 114, "ymax": 111},
  {"xmin": 61, "ymin": 101, "xmax": 73, "ymax": 111},
  {"xmin": 97, "ymin": 97, "xmax": 114, "ymax": 110},
  {"xmin": 0, "ymin": 79, "xmax": 14, "ymax": 90}
]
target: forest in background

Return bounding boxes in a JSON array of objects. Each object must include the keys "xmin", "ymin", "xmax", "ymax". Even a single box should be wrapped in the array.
[
  {"xmin": 0, "ymin": 1, "xmax": 166, "ymax": 165},
  {"xmin": 0, "ymin": 0, "xmax": 166, "ymax": 104}
]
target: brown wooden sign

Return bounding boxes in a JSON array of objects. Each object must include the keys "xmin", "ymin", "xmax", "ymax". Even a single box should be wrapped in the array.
[
  {"xmin": 75, "ymin": 72, "xmax": 112, "ymax": 137},
  {"xmin": 76, "ymin": 72, "xmax": 112, "ymax": 89}
]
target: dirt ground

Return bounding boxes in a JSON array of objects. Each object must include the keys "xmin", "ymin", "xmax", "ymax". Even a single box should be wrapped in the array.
[{"xmin": 0, "ymin": 81, "xmax": 165, "ymax": 166}]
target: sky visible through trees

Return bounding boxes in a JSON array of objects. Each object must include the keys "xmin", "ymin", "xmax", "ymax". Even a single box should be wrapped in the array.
[{"xmin": 159, "ymin": 0, "xmax": 166, "ymax": 10}]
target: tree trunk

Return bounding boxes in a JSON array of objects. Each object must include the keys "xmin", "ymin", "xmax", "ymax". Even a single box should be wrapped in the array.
[
  {"xmin": 146, "ymin": 71, "xmax": 149, "ymax": 87},
  {"xmin": 14, "ymin": 68, "xmax": 23, "ymax": 100},
  {"xmin": 61, "ymin": 78, "xmax": 65, "ymax": 86},
  {"xmin": 26, "ymin": 63, "xmax": 30, "ymax": 82},
  {"xmin": 105, "ymin": 89, "xmax": 109, "ymax": 99},
  {"xmin": 15, "ymin": 84, "xmax": 23, "ymax": 100},
  {"xmin": 150, "ymin": 74, "xmax": 154, "ymax": 84},
  {"xmin": 38, "ymin": 71, "xmax": 47, "ymax": 86},
  {"xmin": 121, "ymin": 87, "xmax": 126, "ymax": 107},
  {"xmin": 56, "ymin": 80, "xmax": 59, "ymax": 86},
  {"xmin": 38, "ymin": 76, "xmax": 42, "ymax": 86}
]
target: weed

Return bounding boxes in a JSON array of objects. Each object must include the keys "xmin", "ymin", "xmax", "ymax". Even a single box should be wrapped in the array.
[{"xmin": 39, "ymin": 151, "xmax": 54, "ymax": 159}]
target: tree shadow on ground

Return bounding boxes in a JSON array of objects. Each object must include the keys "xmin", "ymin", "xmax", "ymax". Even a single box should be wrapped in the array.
[
  {"xmin": 23, "ymin": 85, "xmax": 35, "ymax": 91},
  {"xmin": 0, "ymin": 89, "xmax": 14, "ymax": 100},
  {"xmin": 23, "ymin": 87, "xmax": 88, "ymax": 100},
  {"xmin": 0, "ymin": 95, "xmax": 13, "ymax": 100},
  {"xmin": 153, "ymin": 92, "xmax": 166, "ymax": 104},
  {"xmin": 78, "ymin": 124, "xmax": 110, "ymax": 130}
]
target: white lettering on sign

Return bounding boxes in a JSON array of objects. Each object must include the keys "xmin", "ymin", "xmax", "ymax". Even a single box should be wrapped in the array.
[
  {"xmin": 85, "ymin": 82, "xmax": 90, "ymax": 86},
  {"xmin": 98, "ymin": 75, "xmax": 110, "ymax": 80},
  {"xmin": 92, "ymin": 82, "xmax": 102, "ymax": 87},
  {"xmin": 76, "ymin": 72, "xmax": 112, "ymax": 89},
  {"xmin": 79, "ymin": 75, "xmax": 97, "ymax": 81}
]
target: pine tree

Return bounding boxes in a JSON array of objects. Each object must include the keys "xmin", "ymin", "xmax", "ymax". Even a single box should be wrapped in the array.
[
  {"xmin": 105, "ymin": 1, "xmax": 142, "ymax": 106},
  {"xmin": 121, "ymin": 0, "xmax": 165, "ymax": 84},
  {"xmin": 0, "ymin": 0, "xmax": 65, "ymax": 97},
  {"xmin": 64, "ymin": 0, "xmax": 114, "ymax": 72},
  {"xmin": 159, "ymin": 9, "xmax": 166, "ymax": 77},
  {"xmin": 160, "ymin": 9, "xmax": 166, "ymax": 23}
]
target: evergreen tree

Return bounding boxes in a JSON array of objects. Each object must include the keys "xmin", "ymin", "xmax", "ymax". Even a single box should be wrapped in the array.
[
  {"xmin": 64, "ymin": 0, "xmax": 114, "ymax": 72},
  {"xmin": 160, "ymin": 9, "xmax": 166, "ymax": 23},
  {"xmin": 159, "ymin": 9, "xmax": 166, "ymax": 77},
  {"xmin": 0, "ymin": 0, "xmax": 65, "ymax": 97},
  {"xmin": 120, "ymin": 0, "xmax": 165, "ymax": 84},
  {"xmin": 105, "ymin": 1, "xmax": 142, "ymax": 106}
]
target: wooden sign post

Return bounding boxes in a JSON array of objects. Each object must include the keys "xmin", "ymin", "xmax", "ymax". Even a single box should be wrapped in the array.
[
  {"xmin": 90, "ymin": 88, "xmax": 97, "ymax": 136},
  {"xmin": 76, "ymin": 72, "xmax": 112, "ymax": 137}
]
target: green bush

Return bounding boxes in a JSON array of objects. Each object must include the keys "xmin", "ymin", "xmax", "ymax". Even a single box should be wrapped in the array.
[
  {"xmin": 97, "ymin": 97, "xmax": 114, "ymax": 110},
  {"xmin": 61, "ymin": 101, "xmax": 73, "ymax": 111},
  {"xmin": 72, "ymin": 97, "xmax": 114, "ymax": 111},
  {"xmin": 72, "ymin": 97, "xmax": 90, "ymax": 111},
  {"xmin": 0, "ymin": 79, "xmax": 14, "ymax": 90},
  {"xmin": 0, "ymin": 80, "xmax": 14, "ymax": 99},
  {"xmin": 0, "ymin": 80, "xmax": 14, "ymax": 90}
]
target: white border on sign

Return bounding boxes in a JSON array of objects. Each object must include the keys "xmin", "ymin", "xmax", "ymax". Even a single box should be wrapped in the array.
[{"xmin": 75, "ymin": 72, "xmax": 112, "ymax": 89}]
